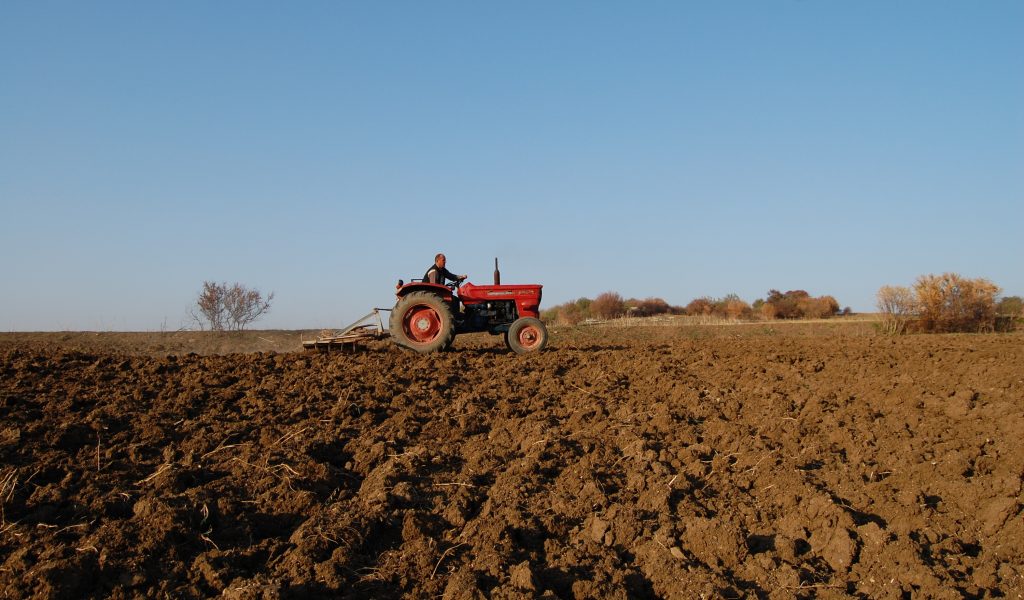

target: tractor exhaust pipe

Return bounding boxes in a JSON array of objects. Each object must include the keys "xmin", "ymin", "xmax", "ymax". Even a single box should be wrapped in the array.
[{"xmin": 494, "ymin": 257, "xmax": 501, "ymax": 285}]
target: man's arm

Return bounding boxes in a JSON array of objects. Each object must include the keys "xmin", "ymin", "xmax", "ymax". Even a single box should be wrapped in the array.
[{"xmin": 441, "ymin": 267, "xmax": 466, "ymax": 282}]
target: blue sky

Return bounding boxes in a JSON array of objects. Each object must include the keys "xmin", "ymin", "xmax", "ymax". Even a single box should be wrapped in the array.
[{"xmin": 2, "ymin": 2, "xmax": 1022, "ymax": 330}]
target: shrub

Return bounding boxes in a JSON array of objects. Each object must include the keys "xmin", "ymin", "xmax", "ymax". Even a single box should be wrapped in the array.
[
  {"xmin": 629, "ymin": 297, "xmax": 673, "ymax": 317},
  {"xmin": 558, "ymin": 302, "xmax": 587, "ymax": 325},
  {"xmin": 798, "ymin": 295, "xmax": 840, "ymax": 319},
  {"xmin": 591, "ymin": 292, "xmax": 625, "ymax": 320},
  {"xmin": 876, "ymin": 285, "xmax": 916, "ymax": 335},
  {"xmin": 713, "ymin": 294, "xmax": 751, "ymax": 320},
  {"xmin": 822, "ymin": 295, "xmax": 841, "ymax": 316},
  {"xmin": 914, "ymin": 273, "xmax": 999, "ymax": 333},
  {"xmin": 725, "ymin": 299, "xmax": 750, "ymax": 319},
  {"xmin": 542, "ymin": 297, "xmax": 598, "ymax": 325},
  {"xmin": 194, "ymin": 281, "xmax": 274, "ymax": 331},
  {"xmin": 765, "ymin": 289, "xmax": 809, "ymax": 319},
  {"xmin": 685, "ymin": 297, "xmax": 714, "ymax": 316},
  {"xmin": 763, "ymin": 289, "xmax": 839, "ymax": 319},
  {"xmin": 996, "ymin": 296, "xmax": 1023, "ymax": 317},
  {"xmin": 684, "ymin": 294, "xmax": 754, "ymax": 320}
]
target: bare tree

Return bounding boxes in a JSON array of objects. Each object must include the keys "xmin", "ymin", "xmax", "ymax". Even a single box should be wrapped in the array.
[
  {"xmin": 193, "ymin": 281, "xmax": 274, "ymax": 331},
  {"xmin": 224, "ymin": 283, "xmax": 274, "ymax": 331},
  {"xmin": 194, "ymin": 281, "xmax": 226, "ymax": 331},
  {"xmin": 876, "ymin": 285, "xmax": 916, "ymax": 335}
]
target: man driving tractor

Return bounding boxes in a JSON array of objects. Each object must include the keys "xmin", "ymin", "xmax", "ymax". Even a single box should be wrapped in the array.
[
  {"xmin": 424, "ymin": 253, "xmax": 466, "ymax": 286},
  {"xmin": 307, "ymin": 255, "xmax": 547, "ymax": 354},
  {"xmin": 389, "ymin": 255, "xmax": 548, "ymax": 354}
]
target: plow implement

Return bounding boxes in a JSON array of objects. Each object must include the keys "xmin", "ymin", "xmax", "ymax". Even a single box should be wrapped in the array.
[{"xmin": 301, "ymin": 309, "xmax": 391, "ymax": 351}]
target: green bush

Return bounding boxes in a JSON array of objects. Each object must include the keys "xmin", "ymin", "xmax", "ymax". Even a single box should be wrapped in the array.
[{"xmin": 996, "ymin": 296, "xmax": 1023, "ymax": 317}]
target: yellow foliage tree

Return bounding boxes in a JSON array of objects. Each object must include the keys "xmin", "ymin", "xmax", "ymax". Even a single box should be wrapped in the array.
[{"xmin": 913, "ymin": 273, "xmax": 1000, "ymax": 333}]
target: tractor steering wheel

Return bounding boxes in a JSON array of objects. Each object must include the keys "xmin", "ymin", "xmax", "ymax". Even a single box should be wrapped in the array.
[{"xmin": 447, "ymin": 276, "xmax": 467, "ymax": 291}]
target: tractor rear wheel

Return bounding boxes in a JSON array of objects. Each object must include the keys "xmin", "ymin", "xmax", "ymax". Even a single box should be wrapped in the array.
[
  {"xmin": 507, "ymin": 317, "xmax": 548, "ymax": 354},
  {"xmin": 390, "ymin": 292, "xmax": 455, "ymax": 353}
]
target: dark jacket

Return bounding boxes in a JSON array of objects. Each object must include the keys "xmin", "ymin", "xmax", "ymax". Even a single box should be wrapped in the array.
[{"xmin": 424, "ymin": 264, "xmax": 460, "ymax": 285}]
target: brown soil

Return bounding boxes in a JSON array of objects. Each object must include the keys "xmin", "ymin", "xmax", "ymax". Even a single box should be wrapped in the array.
[{"xmin": 1, "ymin": 328, "xmax": 1022, "ymax": 598}]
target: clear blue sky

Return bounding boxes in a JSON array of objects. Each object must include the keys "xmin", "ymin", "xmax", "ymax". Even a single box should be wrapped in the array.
[{"xmin": 2, "ymin": 2, "xmax": 1022, "ymax": 331}]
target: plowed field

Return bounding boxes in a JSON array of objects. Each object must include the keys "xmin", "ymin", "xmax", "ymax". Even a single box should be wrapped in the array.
[{"xmin": 1, "ymin": 328, "xmax": 1022, "ymax": 598}]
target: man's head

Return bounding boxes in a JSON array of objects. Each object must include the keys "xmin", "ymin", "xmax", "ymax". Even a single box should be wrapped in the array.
[{"xmin": 435, "ymin": 253, "xmax": 446, "ymax": 268}]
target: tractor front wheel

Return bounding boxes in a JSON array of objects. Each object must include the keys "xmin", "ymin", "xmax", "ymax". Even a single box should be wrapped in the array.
[
  {"xmin": 390, "ymin": 292, "xmax": 455, "ymax": 353},
  {"xmin": 507, "ymin": 317, "xmax": 548, "ymax": 354}
]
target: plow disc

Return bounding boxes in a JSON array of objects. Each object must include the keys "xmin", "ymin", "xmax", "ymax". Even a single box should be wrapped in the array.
[{"xmin": 301, "ymin": 309, "xmax": 391, "ymax": 352}]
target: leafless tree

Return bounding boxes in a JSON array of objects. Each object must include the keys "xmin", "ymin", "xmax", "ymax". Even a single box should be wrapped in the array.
[
  {"xmin": 193, "ymin": 281, "xmax": 274, "ymax": 331},
  {"xmin": 876, "ymin": 285, "xmax": 916, "ymax": 335},
  {"xmin": 224, "ymin": 283, "xmax": 274, "ymax": 331},
  {"xmin": 194, "ymin": 281, "xmax": 226, "ymax": 331}
]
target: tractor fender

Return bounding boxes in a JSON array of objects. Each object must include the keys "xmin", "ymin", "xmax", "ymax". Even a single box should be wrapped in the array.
[{"xmin": 395, "ymin": 282, "xmax": 455, "ymax": 302}]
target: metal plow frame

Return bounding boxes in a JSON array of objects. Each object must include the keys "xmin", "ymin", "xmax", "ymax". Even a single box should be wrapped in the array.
[{"xmin": 302, "ymin": 309, "xmax": 391, "ymax": 351}]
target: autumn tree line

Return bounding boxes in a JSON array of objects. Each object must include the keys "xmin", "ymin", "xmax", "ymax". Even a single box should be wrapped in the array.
[
  {"xmin": 543, "ymin": 272, "xmax": 1022, "ymax": 334},
  {"xmin": 541, "ymin": 289, "xmax": 848, "ymax": 325}
]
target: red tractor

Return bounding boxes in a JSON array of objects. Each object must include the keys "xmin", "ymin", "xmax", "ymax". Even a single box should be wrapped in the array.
[{"xmin": 389, "ymin": 260, "xmax": 548, "ymax": 354}]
